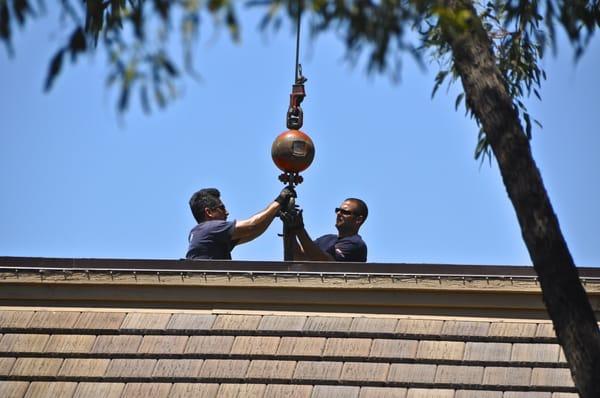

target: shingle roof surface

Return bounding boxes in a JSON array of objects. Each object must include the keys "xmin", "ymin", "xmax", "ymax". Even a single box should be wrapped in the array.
[
  {"xmin": 2, "ymin": 257, "xmax": 594, "ymax": 397},
  {"xmin": 0, "ymin": 308, "xmax": 577, "ymax": 398}
]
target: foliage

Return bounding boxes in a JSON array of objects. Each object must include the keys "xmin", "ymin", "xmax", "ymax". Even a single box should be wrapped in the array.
[
  {"xmin": 252, "ymin": 0, "xmax": 426, "ymax": 77},
  {"xmin": 426, "ymin": 1, "xmax": 547, "ymax": 162},
  {"xmin": 1, "ymin": 0, "xmax": 598, "ymax": 151},
  {"xmin": 254, "ymin": 0, "xmax": 598, "ymax": 161},
  {"xmin": 0, "ymin": 0, "xmax": 240, "ymax": 113}
]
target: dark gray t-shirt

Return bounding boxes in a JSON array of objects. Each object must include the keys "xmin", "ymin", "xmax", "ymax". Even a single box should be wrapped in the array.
[
  {"xmin": 186, "ymin": 220, "xmax": 237, "ymax": 260},
  {"xmin": 314, "ymin": 234, "xmax": 367, "ymax": 262}
]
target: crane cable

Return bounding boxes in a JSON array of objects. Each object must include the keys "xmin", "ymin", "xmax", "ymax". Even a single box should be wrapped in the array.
[
  {"xmin": 294, "ymin": 0, "xmax": 302, "ymax": 83},
  {"xmin": 286, "ymin": 0, "xmax": 307, "ymax": 130}
]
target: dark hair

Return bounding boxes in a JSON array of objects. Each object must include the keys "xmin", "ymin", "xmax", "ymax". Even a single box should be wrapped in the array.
[
  {"xmin": 345, "ymin": 198, "xmax": 368, "ymax": 223},
  {"xmin": 189, "ymin": 188, "xmax": 222, "ymax": 223}
]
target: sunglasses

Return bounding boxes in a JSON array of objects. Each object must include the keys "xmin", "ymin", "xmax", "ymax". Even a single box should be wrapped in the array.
[
  {"xmin": 335, "ymin": 207, "xmax": 357, "ymax": 216},
  {"xmin": 211, "ymin": 204, "xmax": 226, "ymax": 212}
]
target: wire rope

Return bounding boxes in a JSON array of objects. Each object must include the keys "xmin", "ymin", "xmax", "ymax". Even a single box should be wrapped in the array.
[{"xmin": 294, "ymin": 0, "xmax": 302, "ymax": 82}]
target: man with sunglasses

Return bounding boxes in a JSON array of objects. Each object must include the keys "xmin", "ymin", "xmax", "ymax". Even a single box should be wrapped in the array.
[
  {"xmin": 286, "ymin": 198, "xmax": 368, "ymax": 262},
  {"xmin": 186, "ymin": 187, "xmax": 296, "ymax": 260}
]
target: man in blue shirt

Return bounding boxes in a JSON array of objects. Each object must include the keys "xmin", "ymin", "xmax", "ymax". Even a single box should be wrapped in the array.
[
  {"xmin": 186, "ymin": 187, "xmax": 295, "ymax": 260},
  {"xmin": 287, "ymin": 198, "xmax": 368, "ymax": 262}
]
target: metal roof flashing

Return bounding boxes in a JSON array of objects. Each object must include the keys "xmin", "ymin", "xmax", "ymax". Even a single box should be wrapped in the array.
[{"xmin": 2, "ymin": 256, "xmax": 600, "ymax": 319}]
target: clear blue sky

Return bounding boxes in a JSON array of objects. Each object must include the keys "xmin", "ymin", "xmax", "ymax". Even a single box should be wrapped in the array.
[{"xmin": 1, "ymin": 8, "xmax": 599, "ymax": 266}]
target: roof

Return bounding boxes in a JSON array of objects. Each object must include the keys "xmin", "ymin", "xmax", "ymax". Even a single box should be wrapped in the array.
[{"xmin": 2, "ymin": 256, "xmax": 598, "ymax": 397}]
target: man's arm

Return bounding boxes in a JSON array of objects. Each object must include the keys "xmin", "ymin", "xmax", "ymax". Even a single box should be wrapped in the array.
[
  {"xmin": 231, "ymin": 188, "xmax": 295, "ymax": 244},
  {"xmin": 232, "ymin": 201, "xmax": 281, "ymax": 244},
  {"xmin": 281, "ymin": 209, "xmax": 333, "ymax": 261},
  {"xmin": 295, "ymin": 228, "xmax": 335, "ymax": 261},
  {"xmin": 279, "ymin": 208, "xmax": 307, "ymax": 261},
  {"xmin": 284, "ymin": 231, "xmax": 307, "ymax": 261}
]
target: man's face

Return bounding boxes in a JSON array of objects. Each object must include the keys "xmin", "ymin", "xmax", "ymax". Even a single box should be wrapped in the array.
[
  {"xmin": 335, "ymin": 200, "xmax": 362, "ymax": 232},
  {"xmin": 206, "ymin": 200, "xmax": 229, "ymax": 221}
]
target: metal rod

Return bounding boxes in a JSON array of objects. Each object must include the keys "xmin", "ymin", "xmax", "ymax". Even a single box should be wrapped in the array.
[
  {"xmin": 283, "ymin": 225, "xmax": 294, "ymax": 261},
  {"xmin": 283, "ymin": 178, "xmax": 296, "ymax": 261}
]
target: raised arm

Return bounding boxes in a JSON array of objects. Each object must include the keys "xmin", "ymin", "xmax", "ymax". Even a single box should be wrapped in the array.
[
  {"xmin": 283, "ymin": 210, "xmax": 334, "ymax": 261},
  {"xmin": 295, "ymin": 228, "xmax": 334, "ymax": 261},
  {"xmin": 231, "ymin": 188, "xmax": 295, "ymax": 245}
]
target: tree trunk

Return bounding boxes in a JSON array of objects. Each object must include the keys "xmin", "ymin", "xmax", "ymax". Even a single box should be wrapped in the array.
[{"xmin": 440, "ymin": 0, "xmax": 600, "ymax": 396}]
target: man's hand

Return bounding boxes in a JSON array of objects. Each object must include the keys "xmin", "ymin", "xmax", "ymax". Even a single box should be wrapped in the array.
[
  {"xmin": 280, "ymin": 208, "xmax": 304, "ymax": 232},
  {"xmin": 275, "ymin": 186, "xmax": 297, "ymax": 207}
]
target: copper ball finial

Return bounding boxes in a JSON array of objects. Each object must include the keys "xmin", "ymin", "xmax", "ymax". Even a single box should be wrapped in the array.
[{"xmin": 271, "ymin": 130, "xmax": 315, "ymax": 173}]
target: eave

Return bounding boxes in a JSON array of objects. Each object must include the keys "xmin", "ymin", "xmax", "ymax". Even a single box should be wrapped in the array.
[{"xmin": 2, "ymin": 256, "xmax": 600, "ymax": 319}]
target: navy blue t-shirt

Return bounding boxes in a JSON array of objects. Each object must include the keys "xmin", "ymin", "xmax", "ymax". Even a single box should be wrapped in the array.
[
  {"xmin": 186, "ymin": 220, "xmax": 237, "ymax": 260},
  {"xmin": 314, "ymin": 234, "xmax": 367, "ymax": 262}
]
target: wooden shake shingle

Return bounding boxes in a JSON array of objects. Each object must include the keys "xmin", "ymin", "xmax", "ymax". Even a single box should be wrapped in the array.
[{"xmin": 1, "ymin": 257, "xmax": 595, "ymax": 397}]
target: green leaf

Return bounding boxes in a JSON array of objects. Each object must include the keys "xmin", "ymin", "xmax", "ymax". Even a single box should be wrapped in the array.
[
  {"xmin": 455, "ymin": 92, "xmax": 464, "ymax": 110},
  {"xmin": 130, "ymin": 4, "xmax": 144, "ymax": 40},
  {"xmin": 85, "ymin": 0, "xmax": 104, "ymax": 45},
  {"xmin": 161, "ymin": 57, "xmax": 178, "ymax": 77},
  {"xmin": 0, "ymin": 2, "xmax": 11, "ymax": 46},
  {"xmin": 118, "ymin": 84, "xmax": 130, "ymax": 112},
  {"xmin": 431, "ymin": 70, "xmax": 448, "ymax": 98},
  {"xmin": 68, "ymin": 27, "xmax": 87, "ymax": 61},
  {"xmin": 153, "ymin": 0, "xmax": 169, "ymax": 21},
  {"xmin": 208, "ymin": 0, "xmax": 227, "ymax": 13},
  {"xmin": 108, "ymin": 0, "xmax": 123, "ymax": 29},
  {"xmin": 225, "ymin": 6, "xmax": 239, "ymax": 42},
  {"xmin": 44, "ymin": 48, "xmax": 65, "ymax": 91},
  {"xmin": 140, "ymin": 84, "xmax": 151, "ymax": 114},
  {"xmin": 13, "ymin": 0, "xmax": 31, "ymax": 25},
  {"xmin": 105, "ymin": 71, "xmax": 119, "ymax": 87},
  {"xmin": 154, "ymin": 88, "xmax": 166, "ymax": 108},
  {"xmin": 523, "ymin": 112, "xmax": 532, "ymax": 139}
]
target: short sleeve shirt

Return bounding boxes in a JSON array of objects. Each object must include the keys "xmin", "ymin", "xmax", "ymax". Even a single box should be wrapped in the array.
[
  {"xmin": 186, "ymin": 220, "xmax": 237, "ymax": 260},
  {"xmin": 314, "ymin": 234, "xmax": 367, "ymax": 262}
]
